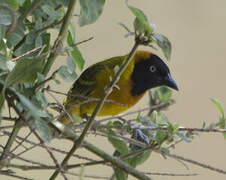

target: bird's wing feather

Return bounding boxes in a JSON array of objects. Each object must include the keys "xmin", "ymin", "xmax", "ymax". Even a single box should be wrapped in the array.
[{"xmin": 64, "ymin": 55, "xmax": 125, "ymax": 107}]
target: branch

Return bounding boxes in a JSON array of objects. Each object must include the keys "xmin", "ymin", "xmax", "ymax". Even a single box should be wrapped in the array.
[
  {"xmin": 83, "ymin": 140, "xmax": 152, "ymax": 180},
  {"xmin": 143, "ymin": 172, "xmax": 198, "ymax": 177},
  {"xmin": 13, "ymin": 17, "xmax": 64, "ymax": 52},
  {"xmin": 155, "ymin": 150, "xmax": 226, "ymax": 175},
  {"xmin": 50, "ymin": 41, "xmax": 140, "ymax": 179},
  {"xmin": 0, "ymin": 148, "xmax": 49, "ymax": 168},
  {"xmin": 98, "ymin": 102, "xmax": 172, "ymax": 123},
  {"xmin": 131, "ymin": 125, "xmax": 226, "ymax": 134},
  {"xmin": 2, "ymin": 130, "xmax": 99, "ymax": 164},
  {"xmin": 72, "ymin": 37, "xmax": 94, "ymax": 46},
  {"xmin": 6, "ymin": 0, "xmax": 44, "ymax": 37},
  {"xmin": 51, "ymin": 120, "xmax": 152, "ymax": 180},
  {"xmin": 42, "ymin": 0, "xmax": 77, "ymax": 76},
  {"xmin": 0, "ymin": 120, "xmax": 22, "ymax": 167},
  {"xmin": 36, "ymin": 18, "xmax": 65, "ymax": 35},
  {"xmin": 33, "ymin": 69, "xmax": 59, "ymax": 90},
  {"xmin": 0, "ymin": 170, "xmax": 32, "ymax": 180},
  {"xmin": 6, "ymin": 95, "xmax": 68, "ymax": 180},
  {"xmin": 11, "ymin": 45, "xmax": 45, "ymax": 62}
]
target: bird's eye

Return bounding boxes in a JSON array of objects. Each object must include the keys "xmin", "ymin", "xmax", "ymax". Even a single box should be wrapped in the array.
[{"xmin": 149, "ymin": 65, "xmax": 156, "ymax": 72}]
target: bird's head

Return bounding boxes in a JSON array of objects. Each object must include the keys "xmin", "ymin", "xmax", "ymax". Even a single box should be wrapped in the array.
[{"xmin": 131, "ymin": 51, "xmax": 178, "ymax": 96}]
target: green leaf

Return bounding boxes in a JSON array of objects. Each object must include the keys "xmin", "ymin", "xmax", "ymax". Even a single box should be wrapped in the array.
[
  {"xmin": 154, "ymin": 86, "xmax": 172, "ymax": 102},
  {"xmin": 18, "ymin": 0, "xmax": 26, "ymax": 6},
  {"xmin": 176, "ymin": 131, "xmax": 191, "ymax": 143},
  {"xmin": 41, "ymin": 33, "xmax": 50, "ymax": 53},
  {"xmin": 7, "ymin": 24, "xmax": 25, "ymax": 48},
  {"xmin": 36, "ymin": 90, "xmax": 48, "ymax": 106},
  {"xmin": 152, "ymin": 33, "xmax": 172, "ymax": 61},
  {"xmin": 0, "ymin": 53, "xmax": 8, "ymax": 70},
  {"xmin": 79, "ymin": 0, "xmax": 105, "ymax": 26},
  {"xmin": 113, "ymin": 65, "xmax": 120, "ymax": 75},
  {"xmin": 112, "ymin": 120, "xmax": 123, "ymax": 128},
  {"xmin": 5, "ymin": 0, "xmax": 19, "ymax": 9},
  {"xmin": 72, "ymin": 114, "xmax": 83, "ymax": 123},
  {"xmin": 15, "ymin": 92, "xmax": 48, "ymax": 118},
  {"xmin": 41, "ymin": 4, "xmax": 60, "ymax": 21},
  {"xmin": 6, "ymin": 57, "xmax": 43, "ymax": 86},
  {"xmin": 0, "ymin": 39, "xmax": 8, "ymax": 56},
  {"xmin": 127, "ymin": 4, "xmax": 153, "ymax": 34},
  {"xmin": 70, "ymin": 46, "xmax": 85, "ymax": 71},
  {"xmin": 58, "ymin": 65, "xmax": 77, "ymax": 82},
  {"xmin": 67, "ymin": 30, "xmax": 74, "ymax": 46},
  {"xmin": 114, "ymin": 167, "xmax": 127, "ymax": 180},
  {"xmin": 0, "ymin": 8, "xmax": 12, "ymax": 25},
  {"xmin": 0, "ymin": 24, "xmax": 6, "ymax": 39},
  {"xmin": 211, "ymin": 98, "xmax": 226, "ymax": 136},
  {"xmin": 30, "ymin": 118, "xmax": 52, "ymax": 142},
  {"xmin": 129, "ymin": 150, "xmax": 151, "ymax": 167},
  {"xmin": 156, "ymin": 130, "xmax": 167, "ymax": 145},
  {"xmin": 70, "ymin": 23, "xmax": 76, "ymax": 43},
  {"xmin": 108, "ymin": 129, "xmax": 129, "ymax": 154},
  {"xmin": 211, "ymin": 98, "xmax": 225, "ymax": 120},
  {"xmin": 67, "ymin": 55, "xmax": 76, "ymax": 72}
]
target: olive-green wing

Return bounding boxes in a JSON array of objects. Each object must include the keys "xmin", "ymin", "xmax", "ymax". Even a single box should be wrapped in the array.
[{"xmin": 64, "ymin": 55, "xmax": 125, "ymax": 107}]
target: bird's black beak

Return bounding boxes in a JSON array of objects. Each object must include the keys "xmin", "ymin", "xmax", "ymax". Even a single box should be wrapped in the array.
[{"xmin": 164, "ymin": 73, "xmax": 179, "ymax": 91}]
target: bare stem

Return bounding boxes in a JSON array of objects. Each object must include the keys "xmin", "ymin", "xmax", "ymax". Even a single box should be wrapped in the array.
[
  {"xmin": 154, "ymin": 149, "xmax": 226, "ymax": 175},
  {"xmin": 51, "ymin": 119, "xmax": 151, "ymax": 180},
  {"xmin": 11, "ymin": 45, "xmax": 45, "ymax": 62},
  {"xmin": 0, "ymin": 120, "xmax": 22, "ymax": 167},
  {"xmin": 131, "ymin": 125, "xmax": 226, "ymax": 134},
  {"xmin": 42, "ymin": 0, "xmax": 77, "ymax": 76}
]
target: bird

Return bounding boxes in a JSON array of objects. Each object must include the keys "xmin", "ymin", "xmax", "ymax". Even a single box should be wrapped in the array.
[{"xmin": 60, "ymin": 50, "xmax": 178, "ymax": 124}]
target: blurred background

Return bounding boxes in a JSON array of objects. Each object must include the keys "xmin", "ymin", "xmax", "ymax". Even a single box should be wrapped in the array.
[{"xmin": 6, "ymin": 0, "xmax": 226, "ymax": 179}]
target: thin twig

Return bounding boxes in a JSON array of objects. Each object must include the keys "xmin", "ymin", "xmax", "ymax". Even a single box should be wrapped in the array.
[
  {"xmin": 27, "ymin": 127, "xmax": 68, "ymax": 180},
  {"xmin": 50, "ymin": 41, "xmax": 140, "ymax": 179},
  {"xmin": 0, "ymin": 120, "xmax": 22, "ymax": 166},
  {"xmin": 42, "ymin": 0, "xmax": 77, "ymax": 76},
  {"xmin": 98, "ymin": 102, "xmax": 172, "ymax": 123},
  {"xmin": 154, "ymin": 149, "xmax": 226, "ymax": 175},
  {"xmin": 0, "ymin": 125, "xmax": 14, "ymax": 130},
  {"xmin": 131, "ymin": 125, "xmax": 226, "ymax": 134},
  {"xmin": 72, "ymin": 37, "xmax": 94, "ymax": 46},
  {"xmin": 46, "ymin": 90, "xmax": 74, "ymax": 124},
  {"xmin": 0, "ymin": 170, "xmax": 32, "ymax": 180},
  {"xmin": 2, "ymin": 130, "xmax": 97, "ymax": 163},
  {"xmin": 33, "ymin": 69, "xmax": 59, "ymax": 90},
  {"xmin": 0, "ymin": 148, "xmax": 50, "ymax": 167},
  {"xmin": 44, "ymin": 88, "xmax": 127, "ymax": 108},
  {"xmin": 143, "ymin": 172, "xmax": 198, "ymax": 176},
  {"xmin": 7, "ymin": 96, "xmax": 68, "ymax": 180},
  {"xmin": 10, "ymin": 131, "xmax": 32, "ymax": 153},
  {"xmin": 13, "ymin": 17, "xmax": 64, "ymax": 52},
  {"xmin": 1, "ymin": 117, "xmax": 18, "ymax": 121},
  {"xmin": 36, "ymin": 18, "xmax": 65, "ymax": 35},
  {"xmin": 50, "ymin": 119, "xmax": 152, "ymax": 180},
  {"xmin": 12, "ymin": 45, "xmax": 45, "ymax": 62},
  {"xmin": 18, "ymin": 0, "xmax": 44, "ymax": 25},
  {"xmin": 7, "ymin": 0, "xmax": 44, "ymax": 37}
]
